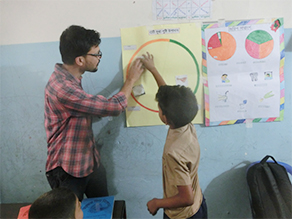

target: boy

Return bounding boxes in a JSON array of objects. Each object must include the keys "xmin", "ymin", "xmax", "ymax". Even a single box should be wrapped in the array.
[
  {"xmin": 29, "ymin": 187, "xmax": 83, "ymax": 219},
  {"xmin": 141, "ymin": 52, "xmax": 207, "ymax": 219}
]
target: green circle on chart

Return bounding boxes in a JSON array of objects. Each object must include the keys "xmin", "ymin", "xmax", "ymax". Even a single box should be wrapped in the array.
[
  {"xmin": 169, "ymin": 39, "xmax": 200, "ymax": 94},
  {"xmin": 127, "ymin": 38, "xmax": 200, "ymax": 112}
]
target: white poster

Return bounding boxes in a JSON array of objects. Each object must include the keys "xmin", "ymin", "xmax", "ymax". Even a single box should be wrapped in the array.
[{"xmin": 202, "ymin": 18, "xmax": 285, "ymax": 126}]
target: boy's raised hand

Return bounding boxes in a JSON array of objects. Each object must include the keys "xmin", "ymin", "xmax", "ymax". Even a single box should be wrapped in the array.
[
  {"xmin": 141, "ymin": 52, "xmax": 166, "ymax": 87},
  {"xmin": 141, "ymin": 52, "xmax": 156, "ymax": 72}
]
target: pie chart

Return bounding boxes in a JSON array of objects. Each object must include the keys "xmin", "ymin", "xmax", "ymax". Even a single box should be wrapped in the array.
[
  {"xmin": 207, "ymin": 32, "xmax": 236, "ymax": 61},
  {"xmin": 245, "ymin": 30, "xmax": 274, "ymax": 59}
]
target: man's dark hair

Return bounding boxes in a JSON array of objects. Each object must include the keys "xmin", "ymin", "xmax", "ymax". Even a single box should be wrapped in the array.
[
  {"xmin": 29, "ymin": 187, "xmax": 77, "ymax": 219},
  {"xmin": 59, "ymin": 25, "xmax": 101, "ymax": 65},
  {"xmin": 156, "ymin": 85, "xmax": 198, "ymax": 128}
]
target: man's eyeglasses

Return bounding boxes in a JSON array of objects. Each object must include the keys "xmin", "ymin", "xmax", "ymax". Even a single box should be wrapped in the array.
[{"xmin": 86, "ymin": 51, "xmax": 102, "ymax": 58}]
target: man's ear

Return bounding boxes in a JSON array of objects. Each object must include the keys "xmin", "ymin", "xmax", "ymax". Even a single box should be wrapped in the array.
[{"xmin": 75, "ymin": 56, "xmax": 85, "ymax": 67}]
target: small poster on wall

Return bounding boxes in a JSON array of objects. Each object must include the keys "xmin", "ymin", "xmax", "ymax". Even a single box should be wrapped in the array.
[
  {"xmin": 152, "ymin": 0, "xmax": 212, "ymax": 20},
  {"xmin": 202, "ymin": 18, "xmax": 285, "ymax": 126}
]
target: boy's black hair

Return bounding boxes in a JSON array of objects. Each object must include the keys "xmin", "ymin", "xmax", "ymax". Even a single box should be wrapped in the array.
[
  {"xmin": 60, "ymin": 25, "xmax": 101, "ymax": 65},
  {"xmin": 156, "ymin": 85, "xmax": 198, "ymax": 128},
  {"xmin": 29, "ymin": 187, "xmax": 76, "ymax": 219}
]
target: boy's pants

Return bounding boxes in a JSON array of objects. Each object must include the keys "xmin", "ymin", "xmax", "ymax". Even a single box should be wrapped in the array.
[
  {"xmin": 163, "ymin": 196, "xmax": 207, "ymax": 219},
  {"xmin": 46, "ymin": 163, "xmax": 108, "ymax": 201}
]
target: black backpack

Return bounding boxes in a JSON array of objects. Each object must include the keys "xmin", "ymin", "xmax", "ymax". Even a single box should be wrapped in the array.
[{"xmin": 246, "ymin": 155, "xmax": 292, "ymax": 218}]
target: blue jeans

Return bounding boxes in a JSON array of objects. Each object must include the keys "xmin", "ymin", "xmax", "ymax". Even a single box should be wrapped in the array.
[
  {"xmin": 46, "ymin": 163, "xmax": 108, "ymax": 201},
  {"xmin": 164, "ymin": 196, "xmax": 207, "ymax": 219}
]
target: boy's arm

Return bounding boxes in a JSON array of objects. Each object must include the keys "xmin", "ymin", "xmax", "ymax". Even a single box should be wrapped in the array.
[
  {"xmin": 141, "ymin": 52, "xmax": 166, "ymax": 87},
  {"xmin": 147, "ymin": 185, "xmax": 194, "ymax": 216}
]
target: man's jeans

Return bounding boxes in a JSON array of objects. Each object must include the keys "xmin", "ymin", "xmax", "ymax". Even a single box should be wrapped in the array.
[{"xmin": 46, "ymin": 163, "xmax": 108, "ymax": 201}]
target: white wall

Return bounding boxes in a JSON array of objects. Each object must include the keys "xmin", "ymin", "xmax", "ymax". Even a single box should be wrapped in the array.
[{"xmin": 1, "ymin": 0, "xmax": 292, "ymax": 45}]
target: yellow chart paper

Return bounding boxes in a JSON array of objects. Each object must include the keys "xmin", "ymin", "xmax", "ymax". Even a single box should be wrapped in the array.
[{"xmin": 121, "ymin": 23, "xmax": 203, "ymax": 127}]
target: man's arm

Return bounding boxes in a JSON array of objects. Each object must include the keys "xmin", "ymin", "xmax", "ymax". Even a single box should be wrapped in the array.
[
  {"xmin": 120, "ymin": 58, "xmax": 144, "ymax": 100},
  {"xmin": 56, "ymin": 58, "xmax": 143, "ymax": 117},
  {"xmin": 141, "ymin": 52, "xmax": 166, "ymax": 87},
  {"xmin": 147, "ymin": 185, "xmax": 194, "ymax": 216}
]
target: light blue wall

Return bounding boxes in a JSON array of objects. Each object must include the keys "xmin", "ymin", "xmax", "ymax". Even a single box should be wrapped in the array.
[{"xmin": 0, "ymin": 29, "xmax": 291, "ymax": 219}]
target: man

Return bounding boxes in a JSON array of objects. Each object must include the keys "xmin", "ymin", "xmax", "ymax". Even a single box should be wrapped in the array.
[{"xmin": 44, "ymin": 25, "xmax": 144, "ymax": 201}]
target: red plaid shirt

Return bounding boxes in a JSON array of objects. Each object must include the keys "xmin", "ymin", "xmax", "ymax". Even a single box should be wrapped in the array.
[{"xmin": 45, "ymin": 64, "xmax": 127, "ymax": 177}]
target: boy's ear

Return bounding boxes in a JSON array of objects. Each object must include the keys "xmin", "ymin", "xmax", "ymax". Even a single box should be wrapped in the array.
[
  {"xmin": 162, "ymin": 114, "xmax": 168, "ymax": 124},
  {"xmin": 164, "ymin": 115, "xmax": 175, "ymax": 128},
  {"xmin": 75, "ymin": 56, "xmax": 85, "ymax": 67},
  {"xmin": 163, "ymin": 115, "xmax": 171, "ymax": 126}
]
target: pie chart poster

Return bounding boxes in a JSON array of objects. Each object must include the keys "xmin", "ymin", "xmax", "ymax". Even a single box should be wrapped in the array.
[
  {"xmin": 121, "ymin": 23, "xmax": 203, "ymax": 127},
  {"xmin": 204, "ymin": 19, "xmax": 283, "ymax": 124}
]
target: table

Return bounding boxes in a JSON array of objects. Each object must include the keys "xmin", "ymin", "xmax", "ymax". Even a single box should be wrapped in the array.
[{"xmin": 0, "ymin": 200, "xmax": 126, "ymax": 219}]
